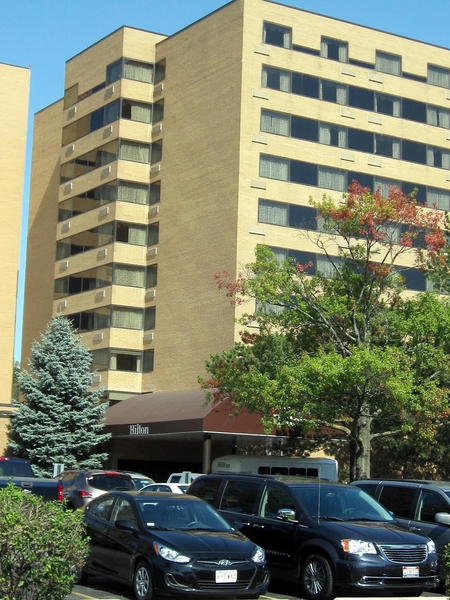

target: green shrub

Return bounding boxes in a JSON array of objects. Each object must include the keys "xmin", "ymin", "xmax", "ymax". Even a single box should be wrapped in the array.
[{"xmin": 0, "ymin": 484, "xmax": 89, "ymax": 600}]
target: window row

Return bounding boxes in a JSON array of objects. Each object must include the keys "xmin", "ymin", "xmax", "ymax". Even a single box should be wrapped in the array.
[
  {"xmin": 56, "ymin": 222, "xmax": 158, "ymax": 260},
  {"xmin": 92, "ymin": 348, "xmax": 154, "ymax": 373},
  {"xmin": 259, "ymin": 154, "xmax": 450, "ymax": 211},
  {"xmin": 268, "ymin": 246, "xmax": 428, "ymax": 292},
  {"xmin": 261, "ymin": 109, "xmax": 450, "ymax": 169},
  {"xmin": 54, "ymin": 264, "xmax": 157, "ymax": 299},
  {"xmin": 64, "ymin": 58, "xmax": 166, "ymax": 109},
  {"xmin": 68, "ymin": 305, "xmax": 155, "ymax": 333},
  {"xmin": 258, "ymin": 199, "xmax": 426, "ymax": 248},
  {"xmin": 58, "ymin": 180, "xmax": 160, "ymax": 222},
  {"xmin": 60, "ymin": 139, "xmax": 162, "ymax": 183},
  {"xmin": 262, "ymin": 66, "xmax": 450, "ymax": 130},
  {"xmin": 62, "ymin": 99, "xmax": 163, "ymax": 146},
  {"xmin": 263, "ymin": 21, "xmax": 450, "ymax": 89}
]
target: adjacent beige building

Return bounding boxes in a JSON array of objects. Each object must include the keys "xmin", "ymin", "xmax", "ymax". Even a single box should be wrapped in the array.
[
  {"xmin": 0, "ymin": 62, "xmax": 30, "ymax": 451},
  {"xmin": 22, "ymin": 0, "xmax": 450, "ymax": 432}
]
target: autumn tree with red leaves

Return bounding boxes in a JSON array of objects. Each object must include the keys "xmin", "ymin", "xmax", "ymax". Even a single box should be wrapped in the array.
[{"xmin": 201, "ymin": 183, "xmax": 450, "ymax": 480}]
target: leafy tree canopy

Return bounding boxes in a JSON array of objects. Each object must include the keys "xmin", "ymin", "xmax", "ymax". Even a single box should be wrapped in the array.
[
  {"xmin": 8, "ymin": 315, "xmax": 111, "ymax": 476},
  {"xmin": 201, "ymin": 183, "xmax": 450, "ymax": 480}
]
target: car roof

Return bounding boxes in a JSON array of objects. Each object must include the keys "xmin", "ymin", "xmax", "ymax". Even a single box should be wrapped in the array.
[
  {"xmin": 191, "ymin": 474, "xmax": 343, "ymax": 486},
  {"xmin": 353, "ymin": 479, "xmax": 450, "ymax": 491},
  {"xmin": 102, "ymin": 490, "xmax": 204, "ymax": 502}
]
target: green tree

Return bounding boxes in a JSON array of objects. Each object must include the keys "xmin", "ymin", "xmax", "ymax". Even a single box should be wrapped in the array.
[
  {"xmin": 0, "ymin": 483, "xmax": 88, "ymax": 600},
  {"xmin": 8, "ymin": 315, "xmax": 110, "ymax": 476},
  {"xmin": 12, "ymin": 361, "xmax": 20, "ymax": 401},
  {"xmin": 201, "ymin": 183, "xmax": 450, "ymax": 480}
]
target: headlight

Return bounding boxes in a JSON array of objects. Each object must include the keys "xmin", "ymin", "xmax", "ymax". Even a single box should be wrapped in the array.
[
  {"xmin": 427, "ymin": 540, "xmax": 436, "ymax": 554},
  {"xmin": 341, "ymin": 539, "xmax": 377, "ymax": 555},
  {"xmin": 153, "ymin": 542, "xmax": 190, "ymax": 563},
  {"xmin": 252, "ymin": 545, "xmax": 265, "ymax": 564}
]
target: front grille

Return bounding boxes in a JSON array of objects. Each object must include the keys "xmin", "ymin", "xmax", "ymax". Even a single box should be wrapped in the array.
[
  {"xmin": 197, "ymin": 559, "xmax": 247, "ymax": 567},
  {"xmin": 378, "ymin": 544, "xmax": 427, "ymax": 563},
  {"xmin": 194, "ymin": 558, "xmax": 256, "ymax": 591}
]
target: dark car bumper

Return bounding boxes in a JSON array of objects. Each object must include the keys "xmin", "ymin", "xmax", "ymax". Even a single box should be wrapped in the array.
[
  {"xmin": 334, "ymin": 554, "xmax": 439, "ymax": 592},
  {"xmin": 153, "ymin": 560, "xmax": 270, "ymax": 598}
]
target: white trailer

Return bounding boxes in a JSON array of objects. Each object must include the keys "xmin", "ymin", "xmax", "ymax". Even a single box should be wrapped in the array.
[{"xmin": 211, "ymin": 454, "xmax": 338, "ymax": 481}]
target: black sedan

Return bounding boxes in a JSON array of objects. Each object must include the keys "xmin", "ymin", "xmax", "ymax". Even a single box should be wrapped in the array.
[{"xmin": 79, "ymin": 490, "xmax": 269, "ymax": 600}]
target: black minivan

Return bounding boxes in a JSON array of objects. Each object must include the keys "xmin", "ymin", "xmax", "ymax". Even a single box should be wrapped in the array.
[{"xmin": 188, "ymin": 474, "xmax": 439, "ymax": 600}]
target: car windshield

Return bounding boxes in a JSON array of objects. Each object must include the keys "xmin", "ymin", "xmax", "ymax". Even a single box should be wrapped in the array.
[
  {"xmin": 291, "ymin": 484, "xmax": 395, "ymax": 522},
  {"xmin": 136, "ymin": 496, "xmax": 235, "ymax": 531}
]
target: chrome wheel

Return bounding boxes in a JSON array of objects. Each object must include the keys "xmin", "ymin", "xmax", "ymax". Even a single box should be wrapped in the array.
[
  {"xmin": 133, "ymin": 561, "xmax": 153, "ymax": 600},
  {"xmin": 300, "ymin": 554, "xmax": 333, "ymax": 600}
]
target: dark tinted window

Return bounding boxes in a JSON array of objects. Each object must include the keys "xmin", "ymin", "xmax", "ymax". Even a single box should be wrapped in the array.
[
  {"xmin": 354, "ymin": 482, "xmax": 378, "ymax": 496},
  {"xmin": 220, "ymin": 481, "xmax": 260, "ymax": 515},
  {"xmin": 87, "ymin": 496, "xmax": 116, "ymax": 521},
  {"xmin": 290, "ymin": 160, "xmax": 318, "ymax": 186},
  {"xmin": 348, "ymin": 129, "xmax": 374, "ymax": 153},
  {"xmin": 402, "ymin": 140, "xmax": 427, "ymax": 165},
  {"xmin": 292, "ymin": 73, "xmax": 319, "ymax": 98},
  {"xmin": 189, "ymin": 478, "xmax": 222, "ymax": 505},
  {"xmin": 289, "ymin": 205, "xmax": 317, "ymax": 230},
  {"xmin": 89, "ymin": 475, "xmax": 133, "ymax": 491},
  {"xmin": 376, "ymin": 92, "xmax": 397, "ymax": 116},
  {"xmin": 402, "ymin": 98, "xmax": 427, "ymax": 123},
  {"xmin": 291, "ymin": 116, "xmax": 318, "ymax": 141},
  {"xmin": 349, "ymin": 86, "xmax": 374, "ymax": 111},
  {"xmin": 347, "ymin": 172, "xmax": 374, "ymax": 190},
  {"xmin": 418, "ymin": 490, "xmax": 449, "ymax": 522},
  {"xmin": 260, "ymin": 485, "xmax": 296, "ymax": 519},
  {"xmin": 378, "ymin": 485, "xmax": 416, "ymax": 518}
]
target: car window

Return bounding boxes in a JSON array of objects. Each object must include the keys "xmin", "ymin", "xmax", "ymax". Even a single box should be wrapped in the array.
[
  {"xmin": 220, "ymin": 480, "xmax": 259, "ymax": 515},
  {"xmin": 87, "ymin": 496, "xmax": 116, "ymax": 522},
  {"xmin": 379, "ymin": 485, "xmax": 415, "ymax": 518},
  {"xmin": 112, "ymin": 498, "xmax": 138, "ymax": 526},
  {"xmin": 259, "ymin": 485, "xmax": 295, "ymax": 519},
  {"xmin": 418, "ymin": 490, "xmax": 450, "ymax": 522},
  {"xmin": 89, "ymin": 475, "xmax": 133, "ymax": 491},
  {"xmin": 189, "ymin": 478, "xmax": 222, "ymax": 504}
]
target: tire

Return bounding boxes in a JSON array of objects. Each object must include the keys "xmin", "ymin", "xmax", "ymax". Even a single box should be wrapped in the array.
[
  {"xmin": 133, "ymin": 560, "xmax": 153, "ymax": 600},
  {"xmin": 300, "ymin": 554, "xmax": 334, "ymax": 600}
]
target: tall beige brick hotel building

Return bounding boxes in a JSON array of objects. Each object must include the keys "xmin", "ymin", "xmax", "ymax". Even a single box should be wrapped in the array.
[
  {"xmin": 0, "ymin": 63, "xmax": 29, "ymax": 452},
  {"xmin": 21, "ymin": 0, "xmax": 450, "ymax": 471}
]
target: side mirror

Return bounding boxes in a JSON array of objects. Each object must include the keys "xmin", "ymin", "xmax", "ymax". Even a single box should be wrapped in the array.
[
  {"xmin": 115, "ymin": 518, "xmax": 138, "ymax": 532},
  {"xmin": 434, "ymin": 512, "xmax": 450, "ymax": 525},
  {"xmin": 277, "ymin": 508, "xmax": 296, "ymax": 522}
]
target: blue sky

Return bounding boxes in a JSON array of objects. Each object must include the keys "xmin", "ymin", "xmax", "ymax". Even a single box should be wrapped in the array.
[{"xmin": 2, "ymin": 0, "xmax": 449, "ymax": 361}]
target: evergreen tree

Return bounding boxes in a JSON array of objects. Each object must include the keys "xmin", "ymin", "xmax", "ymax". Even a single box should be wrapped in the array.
[{"xmin": 8, "ymin": 315, "xmax": 110, "ymax": 476}]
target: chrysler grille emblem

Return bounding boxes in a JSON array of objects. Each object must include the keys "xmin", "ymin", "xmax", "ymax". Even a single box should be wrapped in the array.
[{"xmin": 218, "ymin": 559, "xmax": 232, "ymax": 566}]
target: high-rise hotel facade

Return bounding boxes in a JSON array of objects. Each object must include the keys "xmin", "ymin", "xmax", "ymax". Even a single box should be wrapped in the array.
[
  {"xmin": 22, "ymin": 0, "xmax": 450, "ymax": 407},
  {"xmin": 0, "ymin": 62, "xmax": 29, "ymax": 452}
]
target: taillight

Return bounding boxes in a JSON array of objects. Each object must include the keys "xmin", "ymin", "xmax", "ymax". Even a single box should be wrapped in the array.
[
  {"xmin": 57, "ymin": 482, "xmax": 64, "ymax": 502},
  {"xmin": 77, "ymin": 490, "xmax": 93, "ymax": 498}
]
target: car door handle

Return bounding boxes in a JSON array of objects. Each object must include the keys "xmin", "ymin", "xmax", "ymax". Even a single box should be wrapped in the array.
[
  {"xmin": 410, "ymin": 526, "xmax": 422, "ymax": 532},
  {"xmin": 253, "ymin": 523, "xmax": 265, "ymax": 529}
]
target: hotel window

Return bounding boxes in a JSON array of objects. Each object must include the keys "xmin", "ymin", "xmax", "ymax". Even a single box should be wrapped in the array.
[
  {"xmin": 262, "ymin": 66, "xmax": 291, "ymax": 92},
  {"xmin": 146, "ymin": 265, "xmax": 158, "ymax": 288},
  {"xmin": 91, "ymin": 349, "xmax": 109, "ymax": 371},
  {"xmin": 263, "ymin": 22, "xmax": 292, "ymax": 48},
  {"xmin": 113, "ymin": 265, "xmax": 146, "ymax": 288},
  {"xmin": 106, "ymin": 58, "xmax": 154, "ymax": 85},
  {"xmin": 427, "ymin": 188, "xmax": 450, "ymax": 211},
  {"xmin": 402, "ymin": 98, "xmax": 427, "ymax": 123},
  {"xmin": 348, "ymin": 86, "xmax": 374, "ymax": 111},
  {"xmin": 110, "ymin": 351, "xmax": 142, "ymax": 372},
  {"xmin": 58, "ymin": 182, "xmax": 117, "ymax": 221},
  {"xmin": 116, "ymin": 222, "xmax": 147, "ymax": 245},
  {"xmin": 427, "ymin": 105, "xmax": 450, "ymax": 129},
  {"xmin": 143, "ymin": 350, "xmax": 154, "ymax": 373},
  {"xmin": 121, "ymin": 99, "xmax": 152, "ymax": 124},
  {"xmin": 427, "ymin": 64, "xmax": 450, "ymax": 89},
  {"xmin": 292, "ymin": 72, "xmax": 319, "ymax": 98},
  {"xmin": 427, "ymin": 147, "xmax": 450, "ymax": 169},
  {"xmin": 401, "ymin": 140, "xmax": 427, "ymax": 164},
  {"xmin": 261, "ymin": 110, "xmax": 290, "ymax": 136},
  {"xmin": 318, "ymin": 167, "xmax": 346, "ymax": 192},
  {"xmin": 319, "ymin": 123, "xmax": 346, "ymax": 147},
  {"xmin": 260, "ymin": 155, "xmax": 289, "ymax": 181},
  {"xmin": 118, "ymin": 181, "xmax": 149, "ymax": 205},
  {"xmin": 375, "ymin": 51, "xmax": 401, "ymax": 76},
  {"xmin": 154, "ymin": 61, "xmax": 166, "ymax": 84},
  {"xmin": 374, "ymin": 177, "xmax": 401, "ymax": 197},
  {"xmin": 149, "ymin": 181, "xmax": 161, "ymax": 206},
  {"xmin": 259, "ymin": 200, "xmax": 317, "ymax": 230},
  {"xmin": 54, "ymin": 265, "xmax": 113, "ymax": 299},
  {"xmin": 375, "ymin": 92, "xmax": 401, "ymax": 117},
  {"xmin": 144, "ymin": 306, "xmax": 156, "ymax": 330},
  {"xmin": 320, "ymin": 80, "xmax": 347, "ymax": 104},
  {"xmin": 374, "ymin": 134, "xmax": 400, "ymax": 158},
  {"xmin": 112, "ymin": 307, "xmax": 144, "ymax": 330},
  {"xmin": 320, "ymin": 37, "xmax": 348, "ymax": 62},
  {"xmin": 64, "ymin": 84, "xmax": 78, "ymax": 109},
  {"xmin": 119, "ymin": 140, "xmax": 151, "ymax": 163},
  {"xmin": 348, "ymin": 129, "xmax": 374, "ymax": 153},
  {"xmin": 68, "ymin": 307, "xmax": 111, "ymax": 332},
  {"xmin": 60, "ymin": 140, "xmax": 118, "ymax": 183},
  {"xmin": 62, "ymin": 100, "xmax": 120, "ymax": 145}
]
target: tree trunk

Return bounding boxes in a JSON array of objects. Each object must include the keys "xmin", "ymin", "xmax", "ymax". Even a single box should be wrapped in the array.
[{"xmin": 354, "ymin": 413, "xmax": 372, "ymax": 480}]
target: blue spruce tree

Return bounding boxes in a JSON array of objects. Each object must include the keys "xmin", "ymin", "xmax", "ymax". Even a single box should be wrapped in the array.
[{"xmin": 9, "ymin": 315, "xmax": 110, "ymax": 476}]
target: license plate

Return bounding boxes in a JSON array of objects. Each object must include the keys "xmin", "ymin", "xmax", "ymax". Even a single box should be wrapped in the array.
[
  {"xmin": 215, "ymin": 569, "xmax": 237, "ymax": 583},
  {"xmin": 403, "ymin": 566, "xmax": 419, "ymax": 578}
]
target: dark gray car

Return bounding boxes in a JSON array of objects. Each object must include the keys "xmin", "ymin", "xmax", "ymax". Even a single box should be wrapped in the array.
[{"xmin": 352, "ymin": 478, "xmax": 450, "ymax": 582}]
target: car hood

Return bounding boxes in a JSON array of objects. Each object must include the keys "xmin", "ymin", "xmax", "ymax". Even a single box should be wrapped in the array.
[
  {"xmin": 317, "ymin": 519, "xmax": 432, "ymax": 544},
  {"xmin": 150, "ymin": 529, "xmax": 255, "ymax": 555}
]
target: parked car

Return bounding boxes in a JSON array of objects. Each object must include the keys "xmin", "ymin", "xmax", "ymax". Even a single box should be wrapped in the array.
[
  {"xmin": 78, "ymin": 490, "xmax": 269, "ymax": 600},
  {"xmin": 351, "ymin": 478, "xmax": 450, "ymax": 582},
  {"xmin": 58, "ymin": 469, "xmax": 152, "ymax": 509},
  {"xmin": 167, "ymin": 471, "xmax": 202, "ymax": 484},
  {"xmin": 120, "ymin": 471, "xmax": 155, "ymax": 490},
  {"xmin": 141, "ymin": 482, "xmax": 188, "ymax": 494},
  {"xmin": 188, "ymin": 474, "xmax": 439, "ymax": 600},
  {"xmin": 0, "ymin": 457, "xmax": 64, "ymax": 502}
]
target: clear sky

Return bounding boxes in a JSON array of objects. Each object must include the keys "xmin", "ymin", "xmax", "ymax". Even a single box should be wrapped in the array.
[{"xmin": 2, "ymin": 0, "xmax": 450, "ymax": 362}]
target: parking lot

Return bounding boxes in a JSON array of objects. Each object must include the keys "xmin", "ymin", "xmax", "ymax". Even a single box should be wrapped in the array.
[{"xmin": 67, "ymin": 578, "xmax": 444, "ymax": 600}]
